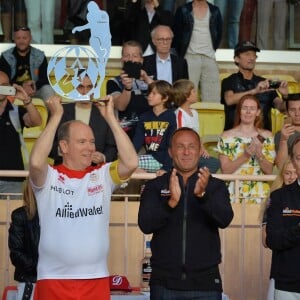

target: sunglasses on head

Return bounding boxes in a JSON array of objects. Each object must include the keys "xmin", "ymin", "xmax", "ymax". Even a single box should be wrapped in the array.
[{"xmin": 14, "ymin": 26, "xmax": 30, "ymax": 32}]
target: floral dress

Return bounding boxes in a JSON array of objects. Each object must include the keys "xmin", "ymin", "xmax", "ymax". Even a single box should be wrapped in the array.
[{"xmin": 217, "ymin": 136, "xmax": 275, "ymax": 203}]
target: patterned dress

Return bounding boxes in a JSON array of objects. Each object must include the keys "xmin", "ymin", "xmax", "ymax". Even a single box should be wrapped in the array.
[{"xmin": 217, "ymin": 136, "xmax": 275, "ymax": 203}]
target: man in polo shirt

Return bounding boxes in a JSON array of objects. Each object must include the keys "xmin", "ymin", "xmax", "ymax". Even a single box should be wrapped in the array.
[{"xmin": 221, "ymin": 41, "xmax": 288, "ymax": 131}]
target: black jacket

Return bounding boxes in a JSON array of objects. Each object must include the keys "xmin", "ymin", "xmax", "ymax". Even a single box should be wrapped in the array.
[
  {"xmin": 8, "ymin": 207, "xmax": 40, "ymax": 283},
  {"xmin": 124, "ymin": 0, "xmax": 174, "ymax": 53},
  {"xmin": 142, "ymin": 53, "xmax": 189, "ymax": 83},
  {"xmin": 173, "ymin": 1, "xmax": 222, "ymax": 57},
  {"xmin": 266, "ymin": 181, "xmax": 300, "ymax": 293},
  {"xmin": 138, "ymin": 171, "xmax": 233, "ymax": 290}
]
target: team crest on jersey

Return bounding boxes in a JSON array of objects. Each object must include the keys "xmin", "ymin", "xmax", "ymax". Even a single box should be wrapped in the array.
[
  {"xmin": 90, "ymin": 172, "xmax": 99, "ymax": 182},
  {"xmin": 160, "ymin": 188, "xmax": 171, "ymax": 197},
  {"xmin": 58, "ymin": 174, "xmax": 65, "ymax": 184}
]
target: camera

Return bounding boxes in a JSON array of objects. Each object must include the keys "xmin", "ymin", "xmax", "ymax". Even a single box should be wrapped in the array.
[
  {"xmin": 123, "ymin": 61, "xmax": 142, "ymax": 79},
  {"xmin": 268, "ymin": 80, "xmax": 281, "ymax": 89},
  {"xmin": 0, "ymin": 85, "xmax": 16, "ymax": 96}
]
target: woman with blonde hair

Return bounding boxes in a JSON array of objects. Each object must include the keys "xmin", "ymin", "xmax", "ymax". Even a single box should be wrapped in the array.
[
  {"xmin": 8, "ymin": 179, "xmax": 39, "ymax": 300},
  {"xmin": 260, "ymin": 158, "xmax": 297, "ymax": 300},
  {"xmin": 217, "ymin": 94, "xmax": 275, "ymax": 203}
]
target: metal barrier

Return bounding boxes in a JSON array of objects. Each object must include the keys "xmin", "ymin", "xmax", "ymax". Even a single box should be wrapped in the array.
[{"xmin": 0, "ymin": 170, "xmax": 276, "ymax": 300}]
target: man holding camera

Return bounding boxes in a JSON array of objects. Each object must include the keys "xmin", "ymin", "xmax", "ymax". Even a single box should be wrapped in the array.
[
  {"xmin": 107, "ymin": 40, "xmax": 153, "ymax": 140},
  {"xmin": 221, "ymin": 41, "xmax": 288, "ymax": 131},
  {"xmin": 0, "ymin": 70, "xmax": 41, "ymax": 198}
]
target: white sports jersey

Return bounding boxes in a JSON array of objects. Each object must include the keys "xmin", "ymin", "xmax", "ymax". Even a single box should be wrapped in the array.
[
  {"xmin": 175, "ymin": 107, "xmax": 200, "ymax": 133},
  {"xmin": 32, "ymin": 163, "xmax": 119, "ymax": 280}
]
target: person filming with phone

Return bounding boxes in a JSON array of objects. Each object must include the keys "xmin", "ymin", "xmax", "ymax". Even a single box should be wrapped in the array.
[
  {"xmin": 274, "ymin": 93, "xmax": 300, "ymax": 170},
  {"xmin": 217, "ymin": 94, "xmax": 275, "ymax": 203},
  {"xmin": 0, "ymin": 70, "xmax": 42, "ymax": 199},
  {"xmin": 221, "ymin": 41, "xmax": 288, "ymax": 131},
  {"xmin": 107, "ymin": 40, "xmax": 154, "ymax": 140}
]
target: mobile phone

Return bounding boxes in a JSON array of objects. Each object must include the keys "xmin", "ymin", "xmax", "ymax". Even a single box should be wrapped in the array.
[
  {"xmin": 257, "ymin": 134, "xmax": 266, "ymax": 143},
  {"xmin": 123, "ymin": 61, "xmax": 142, "ymax": 79},
  {"xmin": 268, "ymin": 80, "xmax": 281, "ymax": 89},
  {"xmin": 0, "ymin": 85, "xmax": 16, "ymax": 96},
  {"xmin": 284, "ymin": 116, "xmax": 292, "ymax": 125}
]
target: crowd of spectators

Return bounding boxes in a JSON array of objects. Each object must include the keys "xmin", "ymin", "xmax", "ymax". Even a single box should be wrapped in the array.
[{"xmin": 0, "ymin": 0, "xmax": 295, "ymax": 50}]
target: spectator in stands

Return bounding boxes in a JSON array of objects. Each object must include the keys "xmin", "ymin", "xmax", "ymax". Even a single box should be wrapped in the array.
[
  {"xmin": 173, "ymin": 79, "xmax": 220, "ymax": 173},
  {"xmin": 266, "ymin": 136, "xmax": 300, "ymax": 298},
  {"xmin": 124, "ymin": 0, "xmax": 174, "ymax": 55},
  {"xmin": 173, "ymin": 0, "xmax": 222, "ymax": 102},
  {"xmin": 49, "ymin": 74, "xmax": 117, "ymax": 165},
  {"xmin": 106, "ymin": 40, "xmax": 153, "ymax": 140},
  {"xmin": 0, "ymin": 27, "xmax": 55, "ymax": 102},
  {"xmin": 274, "ymin": 93, "xmax": 300, "ymax": 170},
  {"xmin": 29, "ymin": 94, "xmax": 137, "ymax": 300},
  {"xmin": 0, "ymin": 0, "xmax": 27, "ymax": 43},
  {"xmin": 260, "ymin": 158, "xmax": 297, "ymax": 300},
  {"xmin": 217, "ymin": 94, "xmax": 275, "ymax": 203},
  {"xmin": 132, "ymin": 80, "xmax": 176, "ymax": 175},
  {"xmin": 8, "ymin": 179, "xmax": 39, "ymax": 300},
  {"xmin": 214, "ymin": 0, "xmax": 244, "ymax": 48},
  {"xmin": 238, "ymin": 0, "xmax": 257, "ymax": 42},
  {"xmin": 23, "ymin": 0, "xmax": 55, "ymax": 44},
  {"xmin": 143, "ymin": 25, "xmax": 189, "ymax": 84},
  {"xmin": 0, "ymin": 70, "xmax": 41, "ymax": 198},
  {"xmin": 138, "ymin": 127, "xmax": 233, "ymax": 299},
  {"xmin": 256, "ymin": 0, "xmax": 288, "ymax": 50},
  {"xmin": 221, "ymin": 41, "xmax": 288, "ymax": 131}
]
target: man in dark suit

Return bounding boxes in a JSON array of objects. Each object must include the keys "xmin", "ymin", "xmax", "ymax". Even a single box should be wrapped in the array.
[{"xmin": 142, "ymin": 25, "xmax": 189, "ymax": 84}]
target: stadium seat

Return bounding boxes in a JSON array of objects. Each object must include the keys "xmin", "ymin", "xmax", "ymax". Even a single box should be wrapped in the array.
[
  {"xmin": 271, "ymin": 108, "xmax": 286, "ymax": 135},
  {"xmin": 191, "ymin": 102, "xmax": 225, "ymax": 138}
]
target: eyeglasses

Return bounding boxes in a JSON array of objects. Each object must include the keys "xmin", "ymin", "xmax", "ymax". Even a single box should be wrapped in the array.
[
  {"xmin": 14, "ymin": 26, "xmax": 30, "ymax": 32},
  {"xmin": 241, "ymin": 106, "xmax": 257, "ymax": 112},
  {"xmin": 156, "ymin": 38, "xmax": 172, "ymax": 44}
]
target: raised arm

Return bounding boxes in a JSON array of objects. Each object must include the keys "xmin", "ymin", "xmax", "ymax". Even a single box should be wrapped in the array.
[
  {"xmin": 95, "ymin": 95, "xmax": 138, "ymax": 180},
  {"xmin": 29, "ymin": 95, "xmax": 63, "ymax": 187}
]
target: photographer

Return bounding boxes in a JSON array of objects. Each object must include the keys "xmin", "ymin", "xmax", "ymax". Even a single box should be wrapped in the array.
[{"xmin": 107, "ymin": 40, "xmax": 153, "ymax": 140}]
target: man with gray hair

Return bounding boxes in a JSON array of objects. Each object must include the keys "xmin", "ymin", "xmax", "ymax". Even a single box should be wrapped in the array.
[{"xmin": 143, "ymin": 25, "xmax": 189, "ymax": 84}]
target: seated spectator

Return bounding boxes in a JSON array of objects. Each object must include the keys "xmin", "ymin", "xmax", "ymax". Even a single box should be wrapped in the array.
[
  {"xmin": 124, "ymin": 0, "xmax": 174, "ymax": 55},
  {"xmin": 260, "ymin": 158, "xmax": 297, "ymax": 300},
  {"xmin": 274, "ymin": 93, "xmax": 300, "ymax": 170},
  {"xmin": 0, "ymin": 27, "xmax": 55, "ymax": 102},
  {"xmin": 132, "ymin": 80, "xmax": 176, "ymax": 176},
  {"xmin": 221, "ymin": 41, "xmax": 288, "ymax": 131},
  {"xmin": 173, "ymin": 0, "xmax": 222, "ymax": 102},
  {"xmin": 173, "ymin": 79, "xmax": 220, "ymax": 173},
  {"xmin": 0, "ymin": 70, "xmax": 42, "ymax": 198},
  {"xmin": 24, "ymin": 0, "xmax": 55, "ymax": 44},
  {"xmin": 49, "ymin": 74, "xmax": 117, "ymax": 165},
  {"xmin": 143, "ymin": 25, "xmax": 189, "ymax": 84},
  {"xmin": 106, "ymin": 40, "xmax": 153, "ymax": 140},
  {"xmin": 217, "ymin": 94, "xmax": 275, "ymax": 203},
  {"xmin": 8, "ymin": 179, "xmax": 40, "ymax": 300}
]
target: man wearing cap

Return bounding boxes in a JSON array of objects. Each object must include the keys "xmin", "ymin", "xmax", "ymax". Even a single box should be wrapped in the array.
[
  {"xmin": 274, "ymin": 93, "xmax": 300, "ymax": 170},
  {"xmin": 221, "ymin": 41, "xmax": 288, "ymax": 131}
]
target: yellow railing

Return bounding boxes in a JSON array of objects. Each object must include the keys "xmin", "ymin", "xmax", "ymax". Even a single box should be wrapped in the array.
[{"xmin": 1, "ymin": 171, "xmax": 276, "ymax": 300}]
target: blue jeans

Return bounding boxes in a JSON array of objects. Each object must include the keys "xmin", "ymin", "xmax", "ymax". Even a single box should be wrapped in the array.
[
  {"xmin": 214, "ymin": 0, "xmax": 244, "ymax": 48},
  {"xmin": 150, "ymin": 285, "xmax": 222, "ymax": 300}
]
